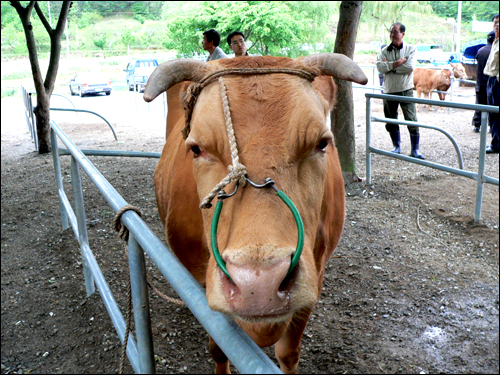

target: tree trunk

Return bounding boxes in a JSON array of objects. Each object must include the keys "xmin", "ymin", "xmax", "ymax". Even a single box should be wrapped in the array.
[
  {"xmin": 332, "ymin": 1, "xmax": 363, "ymax": 183},
  {"xmin": 11, "ymin": 1, "xmax": 71, "ymax": 154},
  {"xmin": 33, "ymin": 94, "xmax": 51, "ymax": 153}
]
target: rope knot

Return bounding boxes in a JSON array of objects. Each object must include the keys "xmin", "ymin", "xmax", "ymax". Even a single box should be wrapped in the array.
[
  {"xmin": 228, "ymin": 164, "xmax": 247, "ymax": 187},
  {"xmin": 113, "ymin": 204, "xmax": 142, "ymax": 243}
]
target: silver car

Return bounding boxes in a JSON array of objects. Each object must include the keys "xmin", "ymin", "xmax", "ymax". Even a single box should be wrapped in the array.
[{"xmin": 69, "ymin": 72, "xmax": 112, "ymax": 97}]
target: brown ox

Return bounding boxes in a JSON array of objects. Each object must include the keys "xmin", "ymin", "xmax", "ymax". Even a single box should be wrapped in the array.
[
  {"xmin": 413, "ymin": 68, "xmax": 451, "ymax": 111},
  {"xmin": 436, "ymin": 63, "xmax": 468, "ymax": 100},
  {"xmin": 413, "ymin": 63, "xmax": 468, "ymax": 111},
  {"xmin": 449, "ymin": 62, "xmax": 468, "ymax": 80},
  {"xmin": 144, "ymin": 54, "xmax": 367, "ymax": 374}
]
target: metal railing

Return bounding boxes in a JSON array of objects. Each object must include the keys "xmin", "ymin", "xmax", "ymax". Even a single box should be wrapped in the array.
[
  {"xmin": 354, "ymin": 66, "xmax": 476, "ymax": 114},
  {"xmin": 21, "ymin": 85, "xmax": 38, "ymax": 149},
  {"xmin": 365, "ymin": 93, "xmax": 499, "ymax": 222},
  {"xmin": 20, "ymin": 86, "xmax": 118, "ymax": 149},
  {"xmin": 50, "ymin": 120, "xmax": 282, "ymax": 374},
  {"xmin": 50, "ymin": 108, "xmax": 118, "ymax": 140}
]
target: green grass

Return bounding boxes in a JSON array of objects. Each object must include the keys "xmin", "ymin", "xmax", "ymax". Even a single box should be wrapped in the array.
[{"xmin": 1, "ymin": 87, "xmax": 20, "ymax": 98}]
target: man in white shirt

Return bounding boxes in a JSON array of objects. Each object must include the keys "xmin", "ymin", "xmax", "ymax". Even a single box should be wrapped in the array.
[
  {"xmin": 202, "ymin": 29, "xmax": 228, "ymax": 62},
  {"xmin": 377, "ymin": 22, "xmax": 423, "ymax": 159}
]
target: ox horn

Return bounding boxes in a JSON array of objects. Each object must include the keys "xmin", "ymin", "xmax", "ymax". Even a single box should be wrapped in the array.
[
  {"xmin": 301, "ymin": 53, "xmax": 368, "ymax": 85},
  {"xmin": 143, "ymin": 59, "xmax": 216, "ymax": 102}
]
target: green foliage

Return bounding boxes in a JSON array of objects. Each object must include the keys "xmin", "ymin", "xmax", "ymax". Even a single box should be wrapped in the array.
[
  {"xmin": 363, "ymin": 1, "xmax": 433, "ymax": 37},
  {"xmin": 140, "ymin": 28, "xmax": 155, "ymax": 50},
  {"xmin": 1, "ymin": 23, "xmax": 27, "ymax": 54},
  {"xmin": 2, "ymin": 1, "xmax": 496, "ymax": 60},
  {"xmin": 1, "ymin": 86, "xmax": 20, "ymax": 98},
  {"xmin": 1, "ymin": 1, "xmax": 20, "ymax": 30},
  {"xmin": 121, "ymin": 29, "xmax": 136, "ymax": 48},
  {"xmin": 161, "ymin": 1, "xmax": 337, "ymax": 58},
  {"xmin": 93, "ymin": 34, "xmax": 107, "ymax": 50},
  {"xmin": 430, "ymin": 1, "xmax": 498, "ymax": 22},
  {"xmin": 132, "ymin": 2, "xmax": 146, "ymax": 24},
  {"xmin": 75, "ymin": 12, "xmax": 102, "ymax": 29}
]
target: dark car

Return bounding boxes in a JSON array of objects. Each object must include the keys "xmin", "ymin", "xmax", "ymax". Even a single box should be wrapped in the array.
[{"xmin": 69, "ymin": 72, "xmax": 112, "ymax": 97}]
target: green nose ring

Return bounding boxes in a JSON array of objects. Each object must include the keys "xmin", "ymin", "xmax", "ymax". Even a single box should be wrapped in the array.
[{"xmin": 210, "ymin": 178, "xmax": 305, "ymax": 281}]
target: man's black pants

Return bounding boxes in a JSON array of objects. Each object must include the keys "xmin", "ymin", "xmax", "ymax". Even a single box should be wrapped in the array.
[
  {"xmin": 383, "ymin": 89, "xmax": 419, "ymax": 134},
  {"xmin": 486, "ymin": 76, "xmax": 499, "ymax": 150},
  {"xmin": 472, "ymin": 85, "xmax": 488, "ymax": 128}
]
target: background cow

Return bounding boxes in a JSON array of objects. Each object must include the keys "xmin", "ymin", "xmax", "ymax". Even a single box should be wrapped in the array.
[
  {"xmin": 144, "ymin": 54, "xmax": 367, "ymax": 373},
  {"xmin": 413, "ymin": 63, "xmax": 468, "ymax": 111},
  {"xmin": 413, "ymin": 67, "xmax": 451, "ymax": 111}
]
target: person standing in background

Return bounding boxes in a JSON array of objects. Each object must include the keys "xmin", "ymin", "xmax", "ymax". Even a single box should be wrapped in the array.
[
  {"xmin": 377, "ymin": 23, "xmax": 424, "ymax": 159},
  {"xmin": 202, "ymin": 29, "xmax": 228, "ymax": 62},
  {"xmin": 227, "ymin": 31, "xmax": 249, "ymax": 57},
  {"xmin": 484, "ymin": 14, "xmax": 499, "ymax": 154},
  {"xmin": 472, "ymin": 31, "xmax": 495, "ymax": 133},
  {"xmin": 379, "ymin": 44, "xmax": 387, "ymax": 93}
]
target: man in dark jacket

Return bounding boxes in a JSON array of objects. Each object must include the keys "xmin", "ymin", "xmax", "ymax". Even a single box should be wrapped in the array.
[{"xmin": 472, "ymin": 31, "xmax": 496, "ymax": 132}]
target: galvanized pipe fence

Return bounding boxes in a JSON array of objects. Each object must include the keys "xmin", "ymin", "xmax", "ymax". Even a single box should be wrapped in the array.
[
  {"xmin": 20, "ymin": 86, "xmax": 117, "ymax": 149},
  {"xmin": 24, "ymin": 73, "xmax": 488, "ymax": 373},
  {"xmin": 21, "ymin": 85, "xmax": 38, "ymax": 150},
  {"xmin": 365, "ymin": 93, "xmax": 499, "ymax": 222},
  {"xmin": 355, "ymin": 65, "xmax": 475, "ymax": 108},
  {"xmin": 49, "ymin": 119, "xmax": 282, "ymax": 374},
  {"xmin": 51, "ymin": 108, "xmax": 118, "ymax": 140}
]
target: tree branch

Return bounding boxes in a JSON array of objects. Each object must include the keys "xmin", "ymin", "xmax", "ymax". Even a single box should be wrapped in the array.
[
  {"xmin": 34, "ymin": 1, "xmax": 53, "ymax": 36},
  {"xmin": 54, "ymin": 2, "xmax": 72, "ymax": 39},
  {"xmin": 248, "ymin": 36, "xmax": 260, "ymax": 53},
  {"xmin": 10, "ymin": 1, "xmax": 44, "ymax": 95},
  {"xmin": 45, "ymin": 1, "xmax": 72, "ymax": 91},
  {"xmin": 9, "ymin": 1, "xmax": 35, "ymax": 16}
]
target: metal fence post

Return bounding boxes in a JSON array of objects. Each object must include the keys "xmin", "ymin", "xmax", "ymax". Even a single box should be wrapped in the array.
[
  {"xmin": 474, "ymin": 111, "xmax": 488, "ymax": 222},
  {"xmin": 366, "ymin": 96, "xmax": 372, "ymax": 185},
  {"xmin": 449, "ymin": 72, "xmax": 454, "ymax": 115},
  {"xmin": 128, "ymin": 233, "xmax": 155, "ymax": 374},
  {"xmin": 50, "ymin": 129, "xmax": 69, "ymax": 230},
  {"xmin": 71, "ymin": 156, "xmax": 95, "ymax": 296}
]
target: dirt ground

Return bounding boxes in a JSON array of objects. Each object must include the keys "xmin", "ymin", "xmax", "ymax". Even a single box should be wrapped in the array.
[{"xmin": 1, "ymin": 82, "xmax": 499, "ymax": 374}]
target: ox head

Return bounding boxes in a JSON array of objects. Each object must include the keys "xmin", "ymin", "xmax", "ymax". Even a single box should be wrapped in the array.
[
  {"xmin": 440, "ymin": 70, "xmax": 452, "ymax": 86},
  {"xmin": 145, "ymin": 54, "xmax": 367, "ymax": 325},
  {"xmin": 450, "ymin": 63, "xmax": 468, "ymax": 79}
]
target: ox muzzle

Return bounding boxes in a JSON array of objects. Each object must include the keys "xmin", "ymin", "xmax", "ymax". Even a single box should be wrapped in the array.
[{"xmin": 211, "ymin": 177, "xmax": 304, "ymax": 281}]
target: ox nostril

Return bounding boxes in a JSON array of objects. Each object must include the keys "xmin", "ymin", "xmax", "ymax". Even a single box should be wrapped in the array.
[
  {"xmin": 219, "ymin": 267, "xmax": 237, "ymax": 287},
  {"xmin": 278, "ymin": 261, "xmax": 298, "ymax": 293}
]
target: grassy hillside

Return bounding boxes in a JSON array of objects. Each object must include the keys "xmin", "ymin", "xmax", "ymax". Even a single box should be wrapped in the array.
[{"xmin": 1, "ymin": 11, "xmax": 489, "ymax": 98}]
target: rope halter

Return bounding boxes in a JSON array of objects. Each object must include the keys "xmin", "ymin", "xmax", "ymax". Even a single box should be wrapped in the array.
[{"xmin": 180, "ymin": 67, "xmax": 318, "ymax": 209}]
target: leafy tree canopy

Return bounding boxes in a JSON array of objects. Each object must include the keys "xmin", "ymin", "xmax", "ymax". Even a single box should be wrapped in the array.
[
  {"xmin": 160, "ymin": 1, "xmax": 338, "ymax": 58},
  {"xmin": 430, "ymin": 1, "xmax": 498, "ymax": 22},
  {"xmin": 362, "ymin": 1, "xmax": 433, "ymax": 32}
]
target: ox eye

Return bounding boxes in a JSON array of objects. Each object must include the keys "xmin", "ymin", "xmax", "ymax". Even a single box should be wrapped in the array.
[
  {"xmin": 316, "ymin": 138, "xmax": 330, "ymax": 152},
  {"xmin": 191, "ymin": 145, "xmax": 202, "ymax": 157}
]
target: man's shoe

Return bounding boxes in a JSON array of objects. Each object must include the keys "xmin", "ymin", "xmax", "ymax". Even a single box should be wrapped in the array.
[
  {"xmin": 473, "ymin": 127, "xmax": 480, "ymax": 133},
  {"xmin": 486, "ymin": 146, "xmax": 499, "ymax": 154}
]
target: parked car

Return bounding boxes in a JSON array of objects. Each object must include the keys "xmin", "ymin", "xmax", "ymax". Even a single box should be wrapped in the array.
[
  {"xmin": 69, "ymin": 72, "xmax": 112, "ymax": 97},
  {"xmin": 124, "ymin": 59, "xmax": 159, "ymax": 92}
]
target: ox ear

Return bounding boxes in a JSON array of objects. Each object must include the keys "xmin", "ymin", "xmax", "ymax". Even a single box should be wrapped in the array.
[
  {"xmin": 143, "ymin": 59, "xmax": 216, "ymax": 102},
  {"xmin": 312, "ymin": 76, "xmax": 336, "ymax": 110},
  {"xmin": 300, "ymin": 53, "xmax": 368, "ymax": 85}
]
